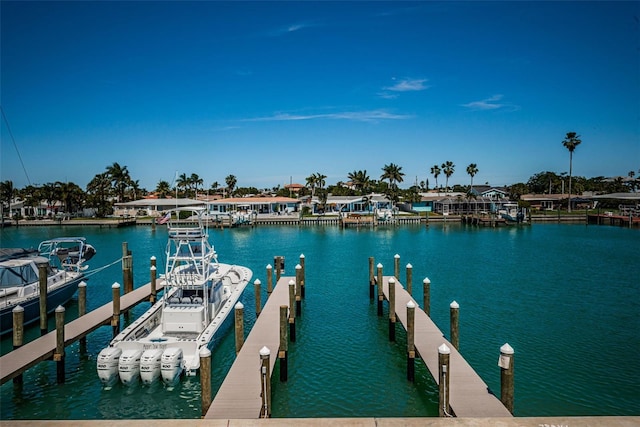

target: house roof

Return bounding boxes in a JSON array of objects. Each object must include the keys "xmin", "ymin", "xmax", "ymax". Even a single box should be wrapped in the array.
[
  {"xmin": 209, "ymin": 196, "xmax": 300, "ymax": 204},
  {"xmin": 114, "ymin": 198, "xmax": 203, "ymax": 207}
]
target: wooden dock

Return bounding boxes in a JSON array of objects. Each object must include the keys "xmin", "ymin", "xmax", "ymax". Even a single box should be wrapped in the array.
[
  {"xmin": 380, "ymin": 276, "xmax": 512, "ymax": 418},
  {"xmin": 0, "ymin": 279, "xmax": 166, "ymax": 385},
  {"xmin": 206, "ymin": 276, "xmax": 293, "ymax": 419}
]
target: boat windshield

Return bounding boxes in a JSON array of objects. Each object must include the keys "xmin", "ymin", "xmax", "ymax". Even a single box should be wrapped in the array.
[{"xmin": 0, "ymin": 263, "xmax": 39, "ymax": 288}]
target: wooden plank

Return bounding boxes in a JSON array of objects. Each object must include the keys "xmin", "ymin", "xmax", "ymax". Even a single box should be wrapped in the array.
[
  {"xmin": 206, "ymin": 276, "xmax": 293, "ymax": 419},
  {"xmin": 382, "ymin": 276, "xmax": 512, "ymax": 418},
  {"xmin": 0, "ymin": 279, "xmax": 166, "ymax": 385}
]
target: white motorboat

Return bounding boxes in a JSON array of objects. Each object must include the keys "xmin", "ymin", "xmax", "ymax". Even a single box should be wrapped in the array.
[
  {"xmin": 97, "ymin": 207, "xmax": 252, "ymax": 387},
  {"xmin": 0, "ymin": 237, "xmax": 96, "ymax": 336}
]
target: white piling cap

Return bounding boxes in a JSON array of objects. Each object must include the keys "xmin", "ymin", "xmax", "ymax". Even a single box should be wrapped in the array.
[
  {"xmin": 78, "ymin": 281, "xmax": 87, "ymax": 288},
  {"xmin": 150, "ymin": 266, "xmax": 156, "ymax": 271},
  {"xmin": 150, "ymin": 256, "xmax": 156, "ymax": 260},
  {"xmin": 438, "ymin": 343, "xmax": 451, "ymax": 354},
  {"xmin": 295, "ymin": 264, "xmax": 301, "ymax": 270},
  {"xmin": 112, "ymin": 282, "xmax": 121, "ymax": 289},
  {"xmin": 394, "ymin": 254, "xmax": 400, "ymax": 258},
  {"xmin": 500, "ymin": 343, "xmax": 514, "ymax": 354},
  {"xmin": 406, "ymin": 263, "xmax": 412, "ymax": 268},
  {"xmin": 300, "ymin": 254, "xmax": 305, "ymax": 258},
  {"xmin": 55, "ymin": 305, "xmax": 65, "ymax": 313},
  {"xmin": 12, "ymin": 305, "xmax": 24, "ymax": 313},
  {"xmin": 406, "ymin": 301, "xmax": 415, "ymax": 309},
  {"xmin": 450, "ymin": 301, "xmax": 459, "ymax": 309},
  {"xmin": 260, "ymin": 346, "xmax": 271, "ymax": 356},
  {"xmin": 266, "ymin": 264, "xmax": 272, "ymax": 269},
  {"xmin": 288, "ymin": 280, "xmax": 295, "ymax": 286},
  {"xmin": 423, "ymin": 277, "xmax": 431, "ymax": 284},
  {"xmin": 235, "ymin": 302, "xmax": 244, "ymax": 310},
  {"xmin": 389, "ymin": 277, "xmax": 396, "ymax": 283},
  {"xmin": 377, "ymin": 263, "xmax": 383, "ymax": 268},
  {"xmin": 254, "ymin": 279, "xmax": 261, "ymax": 285},
  {"xmin": 199, "ymin": 347, "xmax": 211, "ymax": 358}
]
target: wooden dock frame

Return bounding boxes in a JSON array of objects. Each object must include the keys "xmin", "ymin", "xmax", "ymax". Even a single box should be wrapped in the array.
[
  {"xmin": 205, "ymin": 276, "xmax": 297, "ymax": 419},
  {"xmin": 377, "ymin": 275, "xmax": 513, "ymax": 418}
]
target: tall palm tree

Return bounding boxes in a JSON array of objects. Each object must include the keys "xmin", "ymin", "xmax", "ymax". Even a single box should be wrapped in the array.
[
  {"xmin": 86, "ymin": 172, "xmax": 112, "ymax": 217},
  {"xmin": 466, "ymin": 163, "xmax": 479, "ymax": 193},
  {"xmin": 430, "ymin": 165, "xmax": 441, "ymax": 192},
  {"xmin": 381, "ymin": 163, "xmax": 405, "ymax": 204},
  {"xmin": 441, "ymin": 161, "xmax": 455, "ymax": 192},
  {"xmin": 155, "ymin": 180, "xmax": 171, "ymax": 198},
  {"xmin": 106, "ymin": 162, "xmax": 131, "ymax": 203},
  {"xmin": 190, "ymin": 173, "xmax": 203, "ymax": 199},
  {"xmin": 314, "ymin": 172, "xmax": 327, "ymax": 191},
  {"xmin": 305, "ymin": 174, "xmax": 317, "ymax": 197},
  {"xmin": 562, "ymin": 132, "xmax": 582, "ymax": 212},
  {"xmin": 176, "ymin": 173, "xmax": 189, "ymax": 198},
  {"xmin": 0, "ymin": 180, "xmax": 15, "ymax": 218},
  {"xmin": 225, "ymin": 174, "xmax": 237, "ymax": 196},
  {"xmin": 348, "ymin": 170, "xmax": 371, "ymax": 194}
]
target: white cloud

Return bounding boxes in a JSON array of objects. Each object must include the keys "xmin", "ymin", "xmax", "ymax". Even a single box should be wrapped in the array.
[
  {"xmin": 385, "ymin": 78, "xmax": 429, "ymax": 92},
  {"xmin": 243, "ymin": 109, "xmax": 413, "ymax": 122},
  {"xmin": 461, "ymin": 94, "xmax": 519, "ymax": 111}
]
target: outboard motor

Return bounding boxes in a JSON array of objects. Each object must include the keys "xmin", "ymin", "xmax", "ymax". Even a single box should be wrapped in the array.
[
  {"xmin": 118, "ymin": 348, "xmax": 143, "ymax": 385},
  {"xmin": 140, "ymin": 348, "xmax": 163, "ymax": 384},
  {"xmin": 97, "ymin": 347, "xmax": 122, "ymax": 388},
  {"xmin": 161, "ymin": 347, "xmax": 184, "ymax": 385}
]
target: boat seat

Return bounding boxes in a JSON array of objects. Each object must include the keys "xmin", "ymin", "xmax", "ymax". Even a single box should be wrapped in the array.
[
  {"xmin": 181, "ymin": 297, "xmax": 192, "ymax": 304},
  {"xmin": 168, "ymin": 297, "xmax": 180, "ymax": 304},
  {"xmin": 192, "ymin": 297, "xmax": 203, "ymax": 304}
]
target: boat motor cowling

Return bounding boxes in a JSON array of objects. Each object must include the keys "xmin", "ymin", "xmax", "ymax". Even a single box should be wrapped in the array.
[
  {"xmin": 118, "ymin": 348, "xmax": 143, "ymax": 385},
  {"xmin": 161, "ymin": 347, "xmax": 184, "ymax": 385},
  {"xmin": 97, "ymin": 347, "xmax": 122, "ymax": 387},
  {"xmin": 140, "ymin": 348, "xmax": 163, "ymax": 384}
]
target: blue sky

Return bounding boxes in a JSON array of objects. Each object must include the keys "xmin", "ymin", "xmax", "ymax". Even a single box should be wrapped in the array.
[{"xmin": 1, "ymin": 1, "xmax": 638, "ymax": 191}]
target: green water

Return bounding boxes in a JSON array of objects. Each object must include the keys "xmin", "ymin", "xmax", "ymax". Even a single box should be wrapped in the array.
[{"xmin": 1, "ymin": 223, "xmax": 638, "ymax": 418}]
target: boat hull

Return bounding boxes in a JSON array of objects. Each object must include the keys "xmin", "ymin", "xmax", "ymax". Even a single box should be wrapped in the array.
[{"xmin": 0, "ymin": 275, "xmax": 83, "ymax": 336}]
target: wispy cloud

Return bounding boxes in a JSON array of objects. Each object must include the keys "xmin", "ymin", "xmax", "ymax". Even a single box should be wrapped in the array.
[
  {"xmin": 379, "ymin": 77, "xmax": 429, "ymax": 99},
  {"xmin": 243, "ymin": 109, "xmax": 413, "ymax": 123},
  {"xmin": 461, "ymin": 95, "xmax": 519, "ymax": 111},
  {"xmin": 269, "ymin": 21, "xmax": 315, "ymax": 37}
]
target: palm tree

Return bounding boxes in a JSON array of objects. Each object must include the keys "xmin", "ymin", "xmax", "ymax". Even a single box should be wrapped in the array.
[
  {"xmin": 441, "ymin": 161, "xmax": 455, "ymax": 192},
  {"xmin": 305, "ymin": 174, "xmax": 317, "ymax": 197},
  {"xmin": 106, "ymin": 162, "xmax": 131, "ymax": 203},
  {"xmin": 381, "ymin": 163, "xmax": 405, "ymax": 204},
  {"xmin": 0, "ymin": 180, "xmax": 15, "ymax": 218},
  {"xmin": 314, "ymin": 172, "xmax": 327, "ymax": 191},
  {"xmin": 561, "ymin": 132, "xmax": 582, "ymax": 212},
  {"xmin": 347, "ymin": 170, "xmax": 371, "ymax": 194},
  {"xmin": 225, "ymin": 174, "xmax": 237, "ymax": 196},
  {"xmin": 155, "ymin": 180, "xmax": 171, "ymax": 198},
  {"xmin": 430, "ymin": 165, "xmax": 441, "ymax": 192},
  {"xmin": 190, "ymin": 173, "xmax": 203, "ymax": 199},
  {"xmin": 466, "ymin": 163, "xmax": 479, "ymax": 194},
  {"xmin": 176, "ymin": 173, "xmax": 189, "ymax": 198},
  {"xmin": 86, "ymin": 172, "xmax": 112, "ymax": 217}
]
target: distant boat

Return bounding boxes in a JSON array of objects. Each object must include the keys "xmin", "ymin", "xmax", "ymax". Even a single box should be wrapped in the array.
[
  {"xmin": 97, "ymin": 207, "xmax": 251, "ymax": 387},
  {"xmin": 0, "ymin": 237, "xmax": 96, "ymax": 335},
  {"xmin": 499, "ymin": 202, "xmax": 526, "ymax": 223}
]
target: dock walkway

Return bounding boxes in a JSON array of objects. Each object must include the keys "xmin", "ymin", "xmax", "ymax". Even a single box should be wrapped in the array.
[
  {"xmin": 381, "ymin": 276, "xmax": 512, "ymax": 418},
  {"xmin": 0, "ymin": 279, "xmax": 166, "ymax": 385},
  {"xmin": 206, "ymin": 276, "xmax": 293, "ymax": 419}
]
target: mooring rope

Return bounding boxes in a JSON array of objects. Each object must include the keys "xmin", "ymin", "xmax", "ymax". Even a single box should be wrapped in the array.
[{"xmin": 81, "ymin": 257, "xmax": 124, "ymax": 280}]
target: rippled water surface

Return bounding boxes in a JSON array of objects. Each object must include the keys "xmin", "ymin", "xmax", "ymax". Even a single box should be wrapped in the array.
[{"xmin": 1, "ymin": 223, "xmax": 638, "ymax": 418}]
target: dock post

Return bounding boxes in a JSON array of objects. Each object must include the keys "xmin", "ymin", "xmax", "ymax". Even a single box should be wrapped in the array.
[
  {"xmin": 406, "ymin": 263, "xmax": 413, "ymax": 295},
  {"xmin": 394, "ymin": 254, "xmax": 400, "ymax": 279},
  {"xmin": 111, "ymin": 282, "xmax": 121, "ymax": 338},
  {"xmin": 259, "ymin": 346, "xmax": 272, "ymax": 418},
  {"xmin": 54, "ymin": 305, "xmax": 65, "ymax": 383},
  {"xmin": 279, "ymin": 305, "xmax": 288, "ymax": 382},
  {"xmin": 407, "ymin": 301, "xmax": 415, "ymax": 382},
  {"xmin": 254, "ymin": 279, "xmax": 262, "ymax": 317},
  {"xmin": 275, "ymin": 256, "xmax": 283, "ymax": 281},
  {"xmin": 438, "ymin": 343, "xmax": 452, "ymax": 417},
  {"xmin": 288, "ymin": 280, "xmax": 296, "ymax": 342},
  {"xmin": 150, "ymin": 256, "xmax": 157, "ymax": 303},
  {"xmin": 368, "ymin": 257, "xmax": 375, "ymax": 299},
  {"xmin": 78, "ymin": 281, "xmax": 87, "ymax": 355},
  {"xmin": 38, "ymin": 263, "xmax": 48, "ymax": 336},
  {"xmin": 122, "ymin": 243, "xmax": 133, "ymax": 322},
  {"xmin": 200, "ymin": 348, "xmax": 212, "ymax": 417},
  {"xmin": 423, "ymin": 277, "xmax": 431, "ymax": 317},
  {"xmin": 450, "ymin": 301, "xmax": 459, "ymax": 350},
  {"xmin": 234, "ymin": 302, "xmax": 244, "ymax": 355},
  {"xmin": 499, "ymin": 343, "xmax": 515, "ymax": 414},
  {"xmin": 388, "ymin": 277, "xmax": 396, "ymax": 341},
  {"xmin": 299, "ymin": 254, "xmax": 305, "ymax": 299},
  {"xmin": 376, "ymin": 263, "xmax": 384, "ymax": 316},
  {"xmin": 266, "ymin": 264, "xmax": 273, "ymax": 296},
  {"xmin": 295, "ymin": 264, "xmax": 302, "ymax": 317},
  {"xmin": 12, "ymin": 306, "xmax": 24, "ymax": 384}
]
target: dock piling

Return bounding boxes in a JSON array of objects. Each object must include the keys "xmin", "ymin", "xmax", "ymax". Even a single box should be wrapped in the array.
[
  {"xmin": 368, "ymin": 257, "xmax": 375, "ymax": 299},
  {"xmin": 394, "ymin": 254, "xmax": 400, "ymax": 279},
  {"xmin": 450, "ymin": 301, "xmax": 459, "ymax": 350},
  {"xmin": 78, "ymin": 281, "xmax": 87, "ymax": 354},
  {"xmin": 111, "ymin": 282, "xmax": 121, "ymax": 337},
  {"xmin": 295, "ymin": 265, "xmax": 302, "ymax": 317},
  {"xmin": 234, "ymin": 302, "xmax": 244, "ymax": 355},
  {"xmin": 259, "ymin": 346, "xmax": 272, "ymax": 418},
  {"xmin": 279, "ymin": 305, "xmax": 288, "ymax": 382},
  {"xmin": 200, "ymin": 348, "xmax": 212, "ymax": 417},
  {"xmin": 275, "ymin": 256, "xmax": 283, "ymax": 281},
  {"xmin": 388, "ymin": 277, "xmax": 396, "ymax": 341},
  {"xmin": 12, "ymin": 306, "xmax": 24, "ymax": 384},
  {"xmin": 438, "ymin": 343, "xmax": 452, "ymax": 417},
  {"xmin": 288, "ymin": 280, "xmax": 296, "ymax": 342},
  {"xmin": 299, "ymin": 254, "xmax": 305, "ymax": 298},
  {"xmin": 254, "ymin": 279, "xmax": 262, "ymax": 317},
  {"xmin": 423, "ymin": 277, "xmax": 431, "ymax": 317},
  {"xmin": 407, "ymin": 301, "xmax": 415, "ymax": 382},
  {"xmin": 150, "ymin": 256, "xmax": 157, "ymax": 303},
  {"xmin": 39, "ymin": 263, "xmax": 48, "ymax": 335},
  {"xmin": 266, "ymin": 264, "xmax": 273, "ymax": 296},
  {"xmin": 406, "ymin": 263, "xmax": 413, "ymax": 295},
  {"xmin": 377, "ymin": 263, "xmax": 384, "ymax": 316},
  {"xmin": 54, "ymin": 305, "xmax": 65, "ymax": 383},
  {"xmin": 499, "ymin": 343, "xmax": 515, "ymax": 414}
]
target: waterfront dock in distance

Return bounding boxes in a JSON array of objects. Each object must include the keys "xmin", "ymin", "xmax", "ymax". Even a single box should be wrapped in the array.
[{"xmin": 0, "ymin": 279, "xmax": 166, "ymax": 385}]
